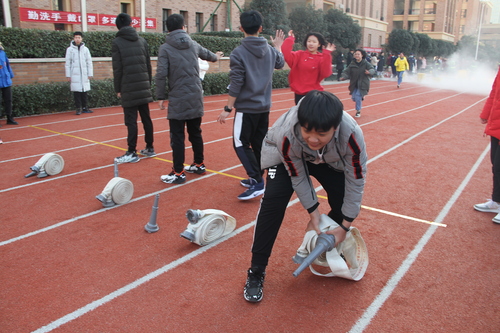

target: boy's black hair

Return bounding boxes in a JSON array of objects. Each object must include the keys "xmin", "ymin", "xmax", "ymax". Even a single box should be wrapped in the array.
[
  {"xmin": 115, "ymin": 13, "xmax": 132, "ymax": 29},
  {"xmin": 298, "ymin": 90, "xmax": 343, "ymax": 131},
  {"xmin": 73, "ymin": 31, "xmax": 83, "ymax": 37},
  {"xmin": 166, "ymin": 14, "xmax": 184, "ymax": 32},
  {"xmin": 303, "ymin": 32, "xmax": 327, "ymax": 52},
  {"xmin": 240, "ymin": 10, "xmax": 263, "ymax": 35},
  {"xmin": 355, "ymin": 48, "xmax": 367, "ymax": 59}
]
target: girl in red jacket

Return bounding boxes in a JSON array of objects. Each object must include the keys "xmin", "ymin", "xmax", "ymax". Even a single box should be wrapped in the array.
[
  {"xmin": 282, "ymin": 30, "xmax": 336, "ymax": 104},
  {"xmin": 474, "ymin": 67, "xmax": 500, "ymax": 224}
]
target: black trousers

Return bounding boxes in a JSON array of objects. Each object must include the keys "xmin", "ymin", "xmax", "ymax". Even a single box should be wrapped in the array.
[
  {"xmin": 123, "ymin": 103, "xmax": 154, "ymax": 153},
  {"xmin": 73, "ymin": 91, "xmax": 88, "ymax": 109},
  {"xmin": 233, "ymin": 112, "xmax": 268, "ymax": 182},
  {"xmin": 0, "ymin": 86, "xmax": 13, "ymax": 119},
  {"xmin": 251, "ymin": 162, "xmax": 346, "ymax": 268},
  {"xmin": 491, "ymin": 136, "xmax": 500, "ymax": 202},
  {"xmin": 169, "ymin": 117, "xmax": 204, "ymax": 173},
  {"xmin": 294, "ymin": 93, "xmax": 305, "ymax": 105}
]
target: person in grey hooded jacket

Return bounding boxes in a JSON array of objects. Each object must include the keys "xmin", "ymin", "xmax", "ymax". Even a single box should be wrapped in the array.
[
  {"xmin": 243, "ymin": 90, "xmax": 367, "ymax": 302},
  {"xmin": 112, "ymin": 13, "xmax": 155, "ymax": 164},
  {"xmin": 217, "ymin": 10, "xmax": 284, "ymax": 200},
  {"xmin": 156, "ymin": 13, "xmax": 222, "ymax": 184}
]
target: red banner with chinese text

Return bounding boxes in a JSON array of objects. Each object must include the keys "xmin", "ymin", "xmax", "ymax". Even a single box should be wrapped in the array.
[{"xmin": 19, "ymin": 8, "xmax": 156, "ymax": 29}]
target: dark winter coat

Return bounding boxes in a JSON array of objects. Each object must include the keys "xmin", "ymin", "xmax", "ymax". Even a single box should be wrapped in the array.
[
  {"xmin": 155, "ymin": 29, "xmax": 218, "ymax": 120},
  {"xmin": 377, "ymin": 55, "xmax": 385, "ymax": 72},
  {"xmin": 112, "ymin": 26, "xmax": 153, "ymax": 108},
  {"xmin": 341, "ymin": 59, "xmax": 375, "ymax": 98}
]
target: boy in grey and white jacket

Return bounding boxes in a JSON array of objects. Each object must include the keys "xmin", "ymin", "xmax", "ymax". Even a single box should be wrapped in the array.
[{"xmin": 243, "ymin": 90, "xmax": 367, "ymax": 303}]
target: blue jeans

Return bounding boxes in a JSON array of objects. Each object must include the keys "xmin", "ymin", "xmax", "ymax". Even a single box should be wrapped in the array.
[
  {"xmin": 352, "ymin": 88, "xmax": 363, "ymax": 111},
  {"xmin": 397, "ymin": 71, "xmax": 404, "ymax": 85}
]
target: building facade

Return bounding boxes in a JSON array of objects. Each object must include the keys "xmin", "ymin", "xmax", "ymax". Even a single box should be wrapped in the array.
[
  {"xmin": 282, "ymin": 0, "xmax": 388, "ymax": 52},
  {"xmin": 386, "ymin": 0, "xmax": 493, "ymax": 43},
  {"xmin": 5, "ymin": 0, "xmax": 245, "ymax": 34}
]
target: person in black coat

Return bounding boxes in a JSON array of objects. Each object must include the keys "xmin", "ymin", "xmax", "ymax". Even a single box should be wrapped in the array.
[
  {"xmin": 376, "ymin": 52, "xmax": 385, "ymax": 78},
  {"xmin": 112, "ymin": 13, "xmax": 155, "ymax": 163},
  {"xmin": 335, "ymin": 52, "xmax": 344, "ymax": 81}
]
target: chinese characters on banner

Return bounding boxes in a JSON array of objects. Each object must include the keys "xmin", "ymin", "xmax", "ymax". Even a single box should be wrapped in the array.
[{"xmin": 19, "ymin": 8, "xmax": 157, "ymax": 29}]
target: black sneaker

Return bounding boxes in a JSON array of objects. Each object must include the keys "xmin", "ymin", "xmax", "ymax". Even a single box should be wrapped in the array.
[
  {"xmin": 139, "ymin": 147, "xmax": 156, "ymax": 158},
  {"xmin": 244, "ymin": 267, "xmax": 265, "ymax": 303},
  {"xmin": 82, "ymin": 108, "xmax": 93, "ymax": 113},
  {"xmin": 184, "ymin": 163, "xmax": 206, "ymax": 175},
  {"xmin": 160, "ymin": 170, "xmax": 186, "ymax": 184}
]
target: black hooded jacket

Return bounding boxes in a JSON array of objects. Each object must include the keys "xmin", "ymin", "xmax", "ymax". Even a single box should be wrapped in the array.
[{"xmin": 112, "ymin": 26, "xmax": 153, "ymax": 107}]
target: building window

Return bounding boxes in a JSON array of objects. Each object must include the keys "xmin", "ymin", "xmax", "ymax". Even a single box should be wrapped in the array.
[
  {"xmin": 393, "ymin": 21, "xmax": 404, "ymax": 29},
  {"xmin": 462, "ymin": 9, "xmax": 467, "ymax": 18},
  {"xmin": 120, "ymin": 1, "xmax": 134, "ymax": 16},
  {"xmin": 211, "ymin": 14, "xmax": 217, "ymax": 32},
  {"xmin": 409, "ymin": 0, "xmax": 420, "ymax": 15},
  {"xmin": 53, "ymin": 0, "xmax": 65, "ymax": 30},
  {"xmin": 162, "ymin": 9, "xmax": 171, "ymax": 33},
  {"xmin": 180, "ymin": 10, "xmax": 188, "ymax": 32},
  {"xmin": 368, "ymin": 34, "xmax": 372, "ymax": 47},
  {"xmin": 422, "ymin": 21, "xmax": 434, "ymax": 32},
  {"xmin": 394, "ymin": 0, "xmax": 404, "ymax": 15},
  {"xmin": 196, "ymin": 12, "xmax": 203, "ymax": 32},
  {"xmin": 424, "ymin": 1, "xmax": 436, "ymax": 14},
  {"xmin": 408, "ymin": 20, "xmax": 419, "ymax": 32}
]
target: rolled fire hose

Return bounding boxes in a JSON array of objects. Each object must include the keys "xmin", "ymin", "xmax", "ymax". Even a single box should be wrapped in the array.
[
  {"xmin": 96, "ymin": 177, "xmax": 134, "ymax": 207},
  {"xmin": 25, "ymin": 153, "xmax": 65, "ymax": 178},
  {"xmin": 293, "ymin": 214, "xmax": 369, "ymax": 281},
  {"xmin": 180, "ymin": 209, "xmax": 236, "ymax": 246}
]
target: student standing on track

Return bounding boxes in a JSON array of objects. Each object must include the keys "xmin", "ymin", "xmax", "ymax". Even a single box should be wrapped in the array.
[
  {"xmin": 112, "ymin": 13, "xmax": 155, "ymax": 164},
  {"xmin": 339, "ymin": 49, "xmax": 375, "ymax": 118},
  {"xmin": 156, "ymin": 14, "xmax": 223, "ymax": 185},
  {"xmin": 0, "ymin": 42, "xmax": 18, "ymax": 125},
  {"xmin": 242, "ymin": 90, "xmax": 367, "ymax": 302},
  {"xmin": 474, "ymin": 66, "xmax": 500, "ymax": 224},
  {"xmin": 282, "ymin": 30, "xmax": 335, "ymax": 104},
  {"xmin": 217, "ymin": 10, "xmax": 284, "ymax": 200},
  {"xmin": 65, "ymin": 31, "xmax": 93, "ymax": 115}
]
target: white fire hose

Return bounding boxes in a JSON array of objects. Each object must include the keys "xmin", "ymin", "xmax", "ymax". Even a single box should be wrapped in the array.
[
  {"xmin": 24, "ymin": 153, "xmax": 65, "ymax": 178},
  {"xmin": 180, "ymin": 209, "xmax": 236, "ymax": 246},
  {"xmin": 293, "ymin": 214, "xmax": 369, "ymax": 280},
  {"xmin": 96, "ymin": 177, "xmax": 134, "ymax": 207}
]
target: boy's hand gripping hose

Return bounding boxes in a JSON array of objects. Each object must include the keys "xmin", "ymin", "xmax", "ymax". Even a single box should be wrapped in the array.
[{"xmin": 292, "ymin": 233, "xmax": 336, "ymax": 277}]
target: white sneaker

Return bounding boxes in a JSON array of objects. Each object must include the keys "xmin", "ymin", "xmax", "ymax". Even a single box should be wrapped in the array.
[
  {"xmin": 474, "ymin": 199, "xmax": 500, "ymax": 213},
  {"xmin": 493, "ymin": 213, "xmax": 500, "ymax": 224}
]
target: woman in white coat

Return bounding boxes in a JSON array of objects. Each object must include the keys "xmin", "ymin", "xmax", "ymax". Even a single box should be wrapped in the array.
[{"xmin": 65, "ymin": 32, "xmax": 93, "ymax": 115}]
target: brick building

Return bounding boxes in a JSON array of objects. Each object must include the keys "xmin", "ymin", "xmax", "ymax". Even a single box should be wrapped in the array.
[
  {"xmin": 282, "ymin": 0, "xmax": 388, "ymax": 52},
  {"xmin": 4, "ymin": 0, "xmax": 245, "ymax": 34},
  {"xmin": 386, "ymin": 0, "xmax": 493, "ymax": 43}
]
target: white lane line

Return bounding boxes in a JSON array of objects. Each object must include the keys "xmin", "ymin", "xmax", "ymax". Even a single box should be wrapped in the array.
[
  {"xmin": 25, "ymin": 98, "xmax": 486, "ymax": 332},
  {"xmin": 348, "ymin": 143, "xmax": 490, "ymax": 333}
]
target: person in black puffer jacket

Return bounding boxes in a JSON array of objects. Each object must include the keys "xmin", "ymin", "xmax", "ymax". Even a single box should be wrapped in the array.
[{"xmin": 112, "ymin": 13, "xmax": 155, "ymax": 163}]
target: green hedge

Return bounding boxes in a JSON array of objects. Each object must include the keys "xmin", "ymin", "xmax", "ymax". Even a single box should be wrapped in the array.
[
  {"xmin": 10, "ymin": 70, "xmax": 290, "ymax": 116},
  {"xmin": 0, "ymin": 27, "xmax": 244, "ymax": 58}
]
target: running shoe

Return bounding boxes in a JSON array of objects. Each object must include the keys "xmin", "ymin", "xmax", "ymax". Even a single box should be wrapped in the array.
[
  {"xmin": 115, "ymin": 151, "xmax": 140, "ymax": 164},
  {"xmin": 244, "ymin": 267, "xmax": 265, "ymax": 303},
  {"xmin": 238, "ymin": 178, "xmax": 264, "ymax": 200},
  {"xmin": 184, "ymin": 163, "xmax": 206, "ymax": 175},
  {"xmin": 139, "ymin": 147, "xmax": 156, "ymax": 158},
  {"xmin": 474, "ymin": 199, "xmax": 500, "ymax": 213},
  {"xmin": 161, "ymin": 170, "xmax": 186, "ymax": 184}
]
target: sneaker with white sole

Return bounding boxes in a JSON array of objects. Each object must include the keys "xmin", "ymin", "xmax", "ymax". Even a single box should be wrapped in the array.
[
  {"xmin": 115, "ymin": 151, "xmax": 139, "ymax": 164},
  {"xmin": 238, "ymin": 178, "xmax": 264, "ymax": 200},
  {"xmin": 244, "ymin": 267, "xmax": 265, "ymax": 303},
  {"xmin": 161, "ymin": 170, "xmax": 186, "ymax": 184},
  {"xmin": 184, "ymin": 163, "xmax": 206, "ymax": 175},
  {"xmin": 240, "ymin": 178, "xmax": 255, "ymax": 188},
  {"xmin": 493, "ymin": 213, "xmax": 500, "ymax": 224},
  {"xmin": 355, "ymin": 110, "xmax": 361, "ymax": 118},
  {"xmin": 474, "ymin": 199, "xmax": 500, "ymax": 213},
  {"xmin": 139, "ymin": 147, "xmax": 156, "ymax": 158}
]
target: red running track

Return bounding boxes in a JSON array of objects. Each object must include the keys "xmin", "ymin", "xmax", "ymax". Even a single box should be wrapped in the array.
[{"xmin": 0, "ymin": 78, "xmax": 498, "ymax": 333}]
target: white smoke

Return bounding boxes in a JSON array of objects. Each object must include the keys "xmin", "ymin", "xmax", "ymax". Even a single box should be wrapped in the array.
[{"xmin": 402, "ymin": 53, "xmax": 497, "ymax": 95}]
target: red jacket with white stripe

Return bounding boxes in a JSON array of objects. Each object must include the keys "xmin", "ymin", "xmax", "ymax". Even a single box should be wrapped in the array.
[{"xmin": 481, "ymin": 68, "xmax": 500, "ymax": 140}]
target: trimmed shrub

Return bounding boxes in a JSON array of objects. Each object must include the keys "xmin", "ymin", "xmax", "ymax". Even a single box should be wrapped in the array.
[{"xmin": 10, "ymin": 70, "xmax": 290, "ymax": 116}]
